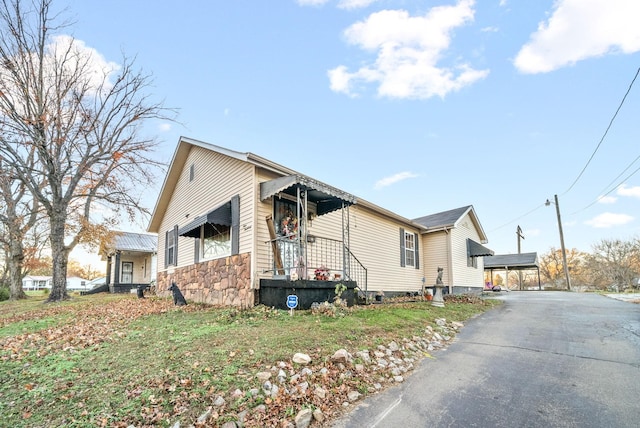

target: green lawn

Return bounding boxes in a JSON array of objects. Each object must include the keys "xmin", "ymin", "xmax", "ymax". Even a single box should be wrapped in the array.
[{"xmin": 0, "ymin": 292, "xmax": 500, "ymax": 427}]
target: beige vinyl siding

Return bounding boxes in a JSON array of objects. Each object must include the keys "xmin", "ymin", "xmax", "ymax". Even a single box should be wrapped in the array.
[
  {"xmin": 450, "ymin": 213, "xmax": 485, "ymax": 288},
  {"xmin": 312, "ymin": 205, "xmax": 423, "ymax": 294},
  {"xmin": 422, "ymin": 230, "xmax": 451, "ymax": 286},
  {"xmin": 255, "ymin": 169, "xmax": 282, "ymax": 279},
  {"xmin": 157, "ymin": 146, "xmax": 254, "ymax": 272}
]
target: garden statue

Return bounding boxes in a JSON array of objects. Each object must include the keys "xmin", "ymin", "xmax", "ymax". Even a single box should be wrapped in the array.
[{"xmin": 432, "ymin": 267, "xmax": 445, "ymax": 307}]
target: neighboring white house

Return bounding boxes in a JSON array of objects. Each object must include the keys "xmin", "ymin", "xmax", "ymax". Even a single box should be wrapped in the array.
[
  {"xmin": 66, "ymin": 276, "xmax": 92, "ymax": 291},
  {"xmin": 22, "ymin": 275, "xmax": 51, "ymax": 290}
]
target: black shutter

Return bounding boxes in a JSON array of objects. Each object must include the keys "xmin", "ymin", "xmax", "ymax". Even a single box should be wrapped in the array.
[
  {"xmin": 173, "ymin": 225, "xmax": 179, "ymax": 265},
  {"xmin": 400, "ymin": 228, "xmax": 406, "ymax": 267},
  {"xmin": 164, "ymin": 230, "xmax": 169, "ymax": 268},
  {"xmin": 414, "ymin": 232, "xmax": 420, "ymax": 269},
  {"xmin": 231, "ymin": 194, "xmax": 240, "ymax": 255}
]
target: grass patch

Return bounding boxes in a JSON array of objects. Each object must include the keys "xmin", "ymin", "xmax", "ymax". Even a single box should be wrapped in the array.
[{"xmin": 0, "ymin": 293, "xmax": 500, "ymax": 427}]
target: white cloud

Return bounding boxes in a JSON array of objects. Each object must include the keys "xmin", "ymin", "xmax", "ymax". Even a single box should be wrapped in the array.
[
  {"xmin": 338, "ymin": 0, "xmax": 379, "ymax": 10},
  {"xmin": 584, "ymin": 212, "xmax": 634, "ymax": 228},
  {"xmin": 617, "ymin": 183, "xmax": 640, "ymax": 198},
  {"xmin": 328, "ymin": 0, "xmax": 489, "ymax": 99},
  {"xmin": 597, "ymin": 195, "xmax": 617, "ymax": 204},
  {"xmin": 514, "ymin": 0, "xmax": 640, "ymax": 74},
  {"xmin": 374, "ymin": 171, "xmax": 419, "ymax": 189}
]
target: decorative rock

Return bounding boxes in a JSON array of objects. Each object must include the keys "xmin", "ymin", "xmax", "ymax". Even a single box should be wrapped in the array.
[
  {"xmin": 373, "ymin": 383, "xmax": 382, "ymax": 390},
  {"xmin": 301, "ymin": 367, "xmax": 313, "ymax": 377},
  {"xmin": 347, "ymin": 391, "xmax": 361, "ymax": 402},
  {"xmin": 332, "ymin": 349, "xmax": 351, "ymax": 364},
  {"xmin": 213, "ymin": 396, "xmax": 226, "ymax": 407},
  {"xmin": 270, "ymin": 384, "xmax": 279, "ymax": 398},
  {"xmin": 314, "ymin": 386, "xmax": 327, "ymax": 399},
  {"xmin": 313, "ymin": 408, "xmax": 324, "ymax": 423},
  {"xmin": 298, "ymin": 381, "xmax": 309, "ymax": 393},
  {"xmin": 290, "ymin": 373, "xmax": 300, "ymax": 384},
  {"xmin": 293, "ymin": 353, "xmax": 312, "ymax": 364},
  {"xmin": 221, "ymin": 422, "xmax": 237, "ymax": 428},
  {"xmin": 355, "ymin": 363, "xmax": 365, "ymax": 372},
  {"xmin": 254, "ymin": 404, "xmax": 267, "ymax": 413},
  {"xmin": 388, "ymin": 341, "xmax": 399, "ymax": 352},
  {"xmin": 294, "ymin": 408, "xmax": 313, "ymax": 428},
  {"xmin": 277, "ymin": 369, "xmax": 287, "ymax": 383},
  {"xmin": 197, "ymin": 408, "xmax": 212, "ymax": 423},
  {"xmin": 256, "ymin": 371, "xmax": 271, "ymax": 382},
  {"xmin": 394, "ymin": 375, "xmax": 404, "ymax": 382},
  {"xmin": 436, "ymin": 318, "xmax": 447, "ymax": 326}
]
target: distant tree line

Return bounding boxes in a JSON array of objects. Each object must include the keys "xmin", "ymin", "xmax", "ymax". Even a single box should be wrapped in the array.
[{"xmin": 492, "ymin": 237, "xmax": 640, "ymax": 291}]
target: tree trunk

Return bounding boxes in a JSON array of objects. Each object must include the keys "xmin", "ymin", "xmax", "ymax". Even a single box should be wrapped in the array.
[
  {"xmin": 47, "ymin": 214, "xmax": 70, "ymax": 302},
  {"xmin": 8, "ymin": 242, "xmax": 27, "ymax": 300}
]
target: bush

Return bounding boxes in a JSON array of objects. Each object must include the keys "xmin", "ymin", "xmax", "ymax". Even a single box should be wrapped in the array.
[{"xmin": 0, "ymin": 287, "xmax": 9, "ymax": 302}]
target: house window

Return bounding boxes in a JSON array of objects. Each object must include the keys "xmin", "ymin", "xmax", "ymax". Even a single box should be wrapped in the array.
[
  {"xmin": 400, "ymin": 228, "xmax": 420, "ymax": 269},
  {"xmin": 405, "ymin": 232, "xmax": 415, "ymax": 267},
  {"xmin": 189, "ymin": 163, "xmax": 195, "ymax": 182},
  {"xmin": 165, "ymin": 225, "xmax": 178, "ymax": 267},
  {"xmin": 201, "ymin": 223, "xmax": 231, "ymax": 260},
  {"xmin": 121, "ymin": 262, "xmax": 133, "ymax": 283}
]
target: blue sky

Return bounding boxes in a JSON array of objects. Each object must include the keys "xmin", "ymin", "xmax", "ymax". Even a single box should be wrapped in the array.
[{"xmin": 65, "ymin": 0, "xmax": 640, "ymax": 265}]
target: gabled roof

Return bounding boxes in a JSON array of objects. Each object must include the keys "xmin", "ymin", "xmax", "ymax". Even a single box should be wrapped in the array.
[
  {"xmin": 147, "ymin": 137, "xmax": 490, "ymax": 239},
  {"xmin": 413, "ymin": 205, "xmax": 489, "ymax": 243},
  {"xmin": 101, "ymin": 231, "xmax": 157, "ymax": 255}
]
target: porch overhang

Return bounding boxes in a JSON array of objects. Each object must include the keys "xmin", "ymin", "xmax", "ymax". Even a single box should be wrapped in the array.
[
  {"xmin": 178, "ymin": 201, "xmax": 232, "ymax": 238},
  {"xmin": 260, "ymin": 174, "xmax": 357, "ymax": 216},
  {"xmin": 467, "ymin": 239, "xmax": 495, "ymax": 258}
]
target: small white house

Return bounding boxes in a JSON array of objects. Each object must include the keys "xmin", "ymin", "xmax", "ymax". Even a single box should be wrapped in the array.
[
  {"xmin": 66, "ymin": 276, "xmax": 91, "ymax": 291},
  {"xmin": 22, "ymin": 275, "xmax": 51, "ymax": 290}
]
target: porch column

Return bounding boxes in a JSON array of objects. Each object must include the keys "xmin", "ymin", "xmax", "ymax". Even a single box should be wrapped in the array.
[{"xmin": 105, "ymin": 256, "xmax": 112, "ymax": 288}]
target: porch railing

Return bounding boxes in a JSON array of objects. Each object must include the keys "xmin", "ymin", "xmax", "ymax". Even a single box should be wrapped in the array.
[{"xmin": 266, "ymin": 235, "xmax": 367, "ymax": 297}]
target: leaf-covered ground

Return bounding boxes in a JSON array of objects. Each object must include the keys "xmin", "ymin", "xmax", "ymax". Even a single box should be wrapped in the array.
[{"xmin": 0, "ymin": 293, "xmax": 499, "ymax": 427}]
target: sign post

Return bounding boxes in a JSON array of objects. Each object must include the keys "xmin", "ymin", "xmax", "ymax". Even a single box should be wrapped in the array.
[{"xmin": 286, "ymin": 294, "xmax": 298, "ymax": 316}]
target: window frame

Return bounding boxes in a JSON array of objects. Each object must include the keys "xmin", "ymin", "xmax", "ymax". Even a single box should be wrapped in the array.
[
  {"xmin": 199, "ymin": 222, "xmax": 232, "ymax": 261},
  {"xmin": 400, "ymin": 228, "xmax": 420, "ymax": 269}
]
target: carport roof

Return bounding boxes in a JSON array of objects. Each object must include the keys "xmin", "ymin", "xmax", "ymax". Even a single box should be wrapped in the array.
[{"xmin": 484, "ymin": 252, "xmax": 539, "ymax": 270}]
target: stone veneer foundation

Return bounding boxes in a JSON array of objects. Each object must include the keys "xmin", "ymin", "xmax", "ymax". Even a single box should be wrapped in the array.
[{"xmin": 157, "ymin": 253, "xmax": 253, "ymax": 307}]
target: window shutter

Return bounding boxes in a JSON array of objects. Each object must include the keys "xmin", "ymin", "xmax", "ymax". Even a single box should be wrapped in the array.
[
  {"xmin": 164, "ymin": 231, "xmax": 169, "ymax": 268},
  {"xmin": 194, "ymin": 238, "xmax": 200, "ymax": 264},
  {"xmin": 400, "ymin": 228, "xmax": 406, "ymax": 267},
  {"xmin": 231, "ymin": 194, "xmax": 240, "ymax": 255},
  {"xmin": 173, "ymin": 225, "xmax": 179, "ymax": 265},
  {"xmin": 414, "ymin": 232, "xmax": 420, "ymax": 269}
]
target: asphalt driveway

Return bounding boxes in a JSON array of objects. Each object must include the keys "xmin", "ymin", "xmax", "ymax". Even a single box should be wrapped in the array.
[{"xmin": 331, "ymin": 291, "xmax": 640, "ymax": 428}]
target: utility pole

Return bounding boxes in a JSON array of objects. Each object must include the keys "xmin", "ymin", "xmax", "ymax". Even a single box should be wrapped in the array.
[
  {"xmin": 517, "ymin": 226, "xmax": 525, "ymax": 289},
  {"xmin": 546, "ymin": 195, "xmax": 571, "ymax": 290}
]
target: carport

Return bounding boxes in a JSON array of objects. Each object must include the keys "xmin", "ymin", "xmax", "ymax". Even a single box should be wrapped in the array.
[{"xmin": 484, "ymin": 252, "xmax": 541, "ymax": 290}]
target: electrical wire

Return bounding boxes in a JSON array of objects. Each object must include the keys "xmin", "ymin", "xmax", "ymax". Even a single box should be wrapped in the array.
[
  {"xmin": 562, "ymin": 67, "xmax": 640, "ymax": 196},
  {"xmin": 569, "ymin": 159, "xmax": 640, "ymax": 215},
  {"xmin": 487, "ymin": 203, "xmax": 546, "ymax": 233}
]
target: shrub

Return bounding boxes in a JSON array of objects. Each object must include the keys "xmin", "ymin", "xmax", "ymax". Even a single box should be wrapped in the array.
[{"xmin": 0, "ymin": 287, "xmax": 9, "ymax": 302}]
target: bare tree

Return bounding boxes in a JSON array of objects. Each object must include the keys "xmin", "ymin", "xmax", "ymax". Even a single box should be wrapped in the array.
[
  {"xmin": 0, "ymin": 153, "xmax": 44, "ymax": 299},
  {"xmin": 0, "ymin": 0, "xmax": 173, "ymax": 302},
  {"xmin": 586, "ymin": 238, "xmax": 640, "ymax": 291}
]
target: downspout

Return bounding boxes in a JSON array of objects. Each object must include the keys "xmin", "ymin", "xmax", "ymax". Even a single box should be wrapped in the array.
[{"xmin": 445, "ymin": 229, "xmax": 453, "ymax": 294}]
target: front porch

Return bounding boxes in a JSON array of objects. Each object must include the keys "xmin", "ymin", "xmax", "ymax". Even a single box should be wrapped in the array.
[{"xmin": 260, "ymin": 174, "xmax": 368, "ymax": 301}]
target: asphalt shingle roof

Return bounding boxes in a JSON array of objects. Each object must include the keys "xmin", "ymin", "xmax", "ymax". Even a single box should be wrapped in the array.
[{"xmin": 413, "ymin": 206, "xmax": 472, "ymax": 229}]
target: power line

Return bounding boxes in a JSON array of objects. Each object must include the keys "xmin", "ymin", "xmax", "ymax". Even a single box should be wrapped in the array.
[
  {"xmin": 569, "ymin": 159, "xmax": 640, "ymax": 215},
  {"xmin": 487, "ymin": 203, "xmax": 546, "ymax": 233},
  {"xmin": 563, "ymin": 67, "xmax": 640, "ymax": 196}
]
